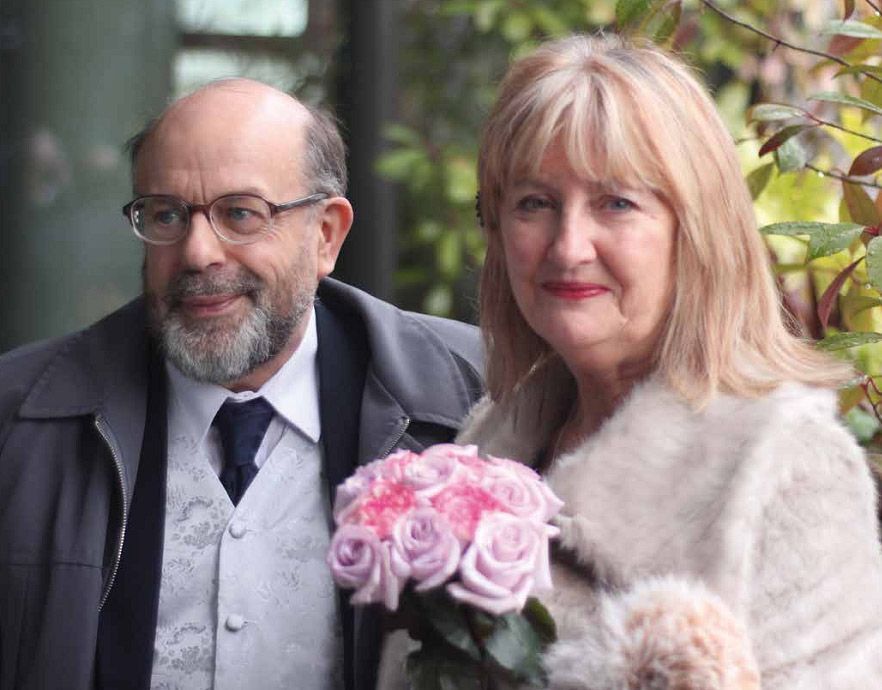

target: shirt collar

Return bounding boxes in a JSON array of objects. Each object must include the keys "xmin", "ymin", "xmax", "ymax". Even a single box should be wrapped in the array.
[{"xmin": 166, "ymin": 307, "xmax": 321, "ymax": 445}]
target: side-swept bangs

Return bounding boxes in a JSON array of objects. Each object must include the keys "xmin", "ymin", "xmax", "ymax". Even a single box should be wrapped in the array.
[
  {"xmin": 501, "ymin": 61, "xmax": 673, "ymax": 210},
  {"xmin": 478, "ymin": 33, "xmax": 852, "ymax": 403}
]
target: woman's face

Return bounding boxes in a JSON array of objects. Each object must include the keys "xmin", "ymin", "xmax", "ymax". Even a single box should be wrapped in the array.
[{"xmin": 498, "ymin": 139, "xmax": 677, "ymax": 376}]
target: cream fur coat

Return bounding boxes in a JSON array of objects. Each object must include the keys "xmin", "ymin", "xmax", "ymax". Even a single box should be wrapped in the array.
[{"xmin": 377, "ymin": 363, "xmax": 882, "ymax": 689}]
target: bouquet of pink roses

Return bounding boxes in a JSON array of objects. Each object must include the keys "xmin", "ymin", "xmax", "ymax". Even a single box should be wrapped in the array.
[{"xmin": 327, "ymin": 443, "xmax": 563, "ymax": 689}]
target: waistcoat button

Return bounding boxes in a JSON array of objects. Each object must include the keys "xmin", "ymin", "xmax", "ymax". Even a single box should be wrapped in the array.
[{"xmin": 225, "ymin": 614, "xmax": 246, "ymax": 631}]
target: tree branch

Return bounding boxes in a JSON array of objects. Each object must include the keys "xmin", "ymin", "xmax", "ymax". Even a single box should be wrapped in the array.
[
  {"xmin": 700, "ymin": 0, "xmax": 882, "ymax": 86},
  {"xmin": 866, "ymin": 0, "xmax": 882, "ymax": 15},
  {"xmin": 805, "ymin": 163, "xmax": 882, "ymax": 189},
  {"xmin": 805, "ymin": 113, "xmax": 882, "ymax": 144}
]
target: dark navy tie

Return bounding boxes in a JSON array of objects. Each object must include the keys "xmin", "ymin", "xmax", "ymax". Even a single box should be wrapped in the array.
[{"xmin": 212, "ymin": 397, "xmax": 275, "ymax": 505}]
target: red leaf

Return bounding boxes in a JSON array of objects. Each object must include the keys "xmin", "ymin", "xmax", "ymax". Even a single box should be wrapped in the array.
[
  {"xmin": 828, "ymin": 34, "xmax": 864, "ymax": 57},
  {"xmin": 844, "ymin": 0, "xmax": 856, "ymax": 19},
  {"xmin": 844, "ymin": 181, "xmax": 882, "ymax": 225},
  {"xmin": 818, "ymin": 257, "xmax": 863, "ymax": 330},
  {"xmin": 758, "ymin": 125, "xmax": 813, "ymax": 157},
  {"xmin": 849, "ymin": 146, "xmax": 882, "ymax": 176}
]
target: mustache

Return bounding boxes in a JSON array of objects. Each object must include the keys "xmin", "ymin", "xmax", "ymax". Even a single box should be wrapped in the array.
[{"xmin": 165, "ymin": 270, "xmax": 264, "ymax": 305}]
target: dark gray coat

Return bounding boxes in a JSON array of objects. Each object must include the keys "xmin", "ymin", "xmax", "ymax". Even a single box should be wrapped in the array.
[{"xmin": 0, "ymin": 277, "xmax": 483, "ymax": 690}]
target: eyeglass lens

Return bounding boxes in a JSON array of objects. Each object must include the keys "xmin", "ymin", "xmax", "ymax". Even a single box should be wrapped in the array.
[{"xmin": 131, "ymin": 195, "xmax": 273, "ymax": 243}]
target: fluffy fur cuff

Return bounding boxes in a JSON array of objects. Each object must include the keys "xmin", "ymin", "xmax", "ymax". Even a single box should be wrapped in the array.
[{"xmin": 545, "ymin": 577, "xmax": 760, "ymax": 690}]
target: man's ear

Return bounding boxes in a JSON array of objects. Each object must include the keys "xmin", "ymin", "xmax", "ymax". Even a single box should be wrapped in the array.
[{"xmin": 315, "ymin": 196, "xmax": 353, "ymax": 279}]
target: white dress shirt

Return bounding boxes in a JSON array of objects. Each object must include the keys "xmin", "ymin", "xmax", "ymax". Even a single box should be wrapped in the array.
[
  {"xmin": 165, "ymin": 306, "xmax": 322, "ymax": 472},
  {"xmin": 151, "ymin": 308, "xmax": 343, "ymax": 690}
]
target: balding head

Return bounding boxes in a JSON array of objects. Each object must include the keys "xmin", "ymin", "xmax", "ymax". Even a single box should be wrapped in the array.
[
  {"xmin": 133, "ymin": 78, "xmax": 354, "ymax": 392},
  {"xmin": 129, "ymin": 79, "xmax": 346, "ymax": 197}
]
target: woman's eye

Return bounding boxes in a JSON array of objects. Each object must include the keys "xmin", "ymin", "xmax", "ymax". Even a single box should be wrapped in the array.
[
  {"xmin": 516, "ymin": 196, "xmax": 555, "ymax": 212},
  {"xmin": 603, "ymin": 196, "xmax": 635, "ymax": 212}
]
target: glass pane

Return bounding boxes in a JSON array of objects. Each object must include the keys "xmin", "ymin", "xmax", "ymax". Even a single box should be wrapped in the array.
[
  {"xmin": 177, "ymin": 0, "xmax": 308, "ymax": 36},
  {"xmin": 174, "ymin": 49, "xmax": 304, "ymax": 97}
]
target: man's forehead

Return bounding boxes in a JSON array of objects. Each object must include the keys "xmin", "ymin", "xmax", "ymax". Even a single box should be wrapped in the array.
[
  {"xmin": 132, "ymin": 82, "xmax": 308, "ymax": 193},
  {"xmin": 159, "ymin": 81, "xmax": 307, "ymax": 133}
]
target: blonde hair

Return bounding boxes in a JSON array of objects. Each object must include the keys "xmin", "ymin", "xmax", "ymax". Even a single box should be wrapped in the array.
[{"xmin": 478, "ymin": 33, "xmax": 851, "ymax": 404}]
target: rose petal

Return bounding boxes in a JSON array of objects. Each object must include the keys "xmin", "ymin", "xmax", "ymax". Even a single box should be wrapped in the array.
[{"xmin": 447, "ymin": 574, "xmax": 533, "ymax": 616}]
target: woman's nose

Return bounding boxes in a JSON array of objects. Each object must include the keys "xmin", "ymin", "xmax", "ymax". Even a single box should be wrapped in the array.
[{"xmin": 547, "ymin": 208, "xmax": 598, "ymax": 265}]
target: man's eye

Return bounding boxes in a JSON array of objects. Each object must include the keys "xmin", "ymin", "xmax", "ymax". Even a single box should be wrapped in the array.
[
  {"xmin": 154, "ymin": 209, "xmax": 185, "ymax": 226},
  {"xmin": 516, "ymin": 196, "xmax": 555, "ymax": 212},
  {"xmin": 225, "ymin": 207, "xmax": 255, "ymax": 222}
]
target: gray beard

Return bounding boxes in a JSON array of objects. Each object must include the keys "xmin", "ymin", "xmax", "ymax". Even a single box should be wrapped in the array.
[{"xmin": 151, "ymin": 270, "xmax": 313, "ymax": 386}]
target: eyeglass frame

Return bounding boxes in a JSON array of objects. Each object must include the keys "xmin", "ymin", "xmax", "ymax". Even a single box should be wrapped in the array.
[{"xmin": 121, "ymin": 191, "xmax": 329, "ymax": 245}]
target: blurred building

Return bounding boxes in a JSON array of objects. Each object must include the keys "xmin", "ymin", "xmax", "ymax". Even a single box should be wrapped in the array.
[{"xmin": 0, "ymin": 0, "xmax": 399, "ymax": 351}]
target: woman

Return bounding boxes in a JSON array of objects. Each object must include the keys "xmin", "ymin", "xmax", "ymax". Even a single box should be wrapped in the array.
[
  {"xmin": 461, "ymin": 32, "xmax": 882, "ymax": 689},
  {"xmin": 380, "ymin": 33, "xmax": 882, "ymax": 689}
]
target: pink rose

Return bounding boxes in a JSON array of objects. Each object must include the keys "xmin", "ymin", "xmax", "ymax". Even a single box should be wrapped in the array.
[
  {"xmin": 435, "ymin": 443, "xmax": 484, "ymax": 472},
  {"xmin": 447, "ymin": 512, "xmax": 549, "ymax": 616},
  {"xmin": 332, "ymin": 467, "xmax": 375, "ymax": 520},
  {"xmin": 377, "ymin": 449, "xmax": 422, "ymax": 482},
  {"xmin": 480, "ymin": 463, "xmax": 564, "ymax": 524},
  {"xmin": 336, "ymin": 479, "xmax": 422, "ymax": 538},
  {"xmin": 421, "ymin": 443, "xmax": 479, "ymax": 462},
  {"xmin": 486, "ymin": 455, "xmax": 564, "ymax": 522},
  {"xmin": 389, "ymin": 508, "xmax": 462, "ymax": 590},
  {"xmin": 400, "ymin": 451, "xmax": 463, "ymax": 497},
  {"xmin": 326, "ymin": 523, "xmax": 403, "ymax": 609},
  {"xmin": 430, "ymin": 482, "xmax": 504, "ymax": 542}
]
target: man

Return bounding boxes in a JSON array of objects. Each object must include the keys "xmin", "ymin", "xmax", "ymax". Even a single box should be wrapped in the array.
[{"xmin": 0, "ymin": 80, "xmax": 483, "ymax": 690}]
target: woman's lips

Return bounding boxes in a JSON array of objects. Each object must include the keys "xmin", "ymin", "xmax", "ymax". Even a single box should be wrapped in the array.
[
  {"xmin": 540, "ymin": 281, "xmax": 610, "ymax": 300},
  {"xmin": 177, "ymin": 294, "xmax": 244, "ymax": 318}
]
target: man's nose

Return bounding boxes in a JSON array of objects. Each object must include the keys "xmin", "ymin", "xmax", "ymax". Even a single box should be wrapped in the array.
[{"xmin": 179, "ymin": 209, "xmax": 227, "ymax": 271}]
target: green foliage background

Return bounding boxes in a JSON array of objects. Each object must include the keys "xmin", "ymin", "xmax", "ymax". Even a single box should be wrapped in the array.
[{"xmin": 380, "ymin": 0, "xmax": 882, "ymax": 448}]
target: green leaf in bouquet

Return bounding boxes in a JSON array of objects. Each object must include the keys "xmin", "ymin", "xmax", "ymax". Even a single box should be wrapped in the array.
[
  {"xmin": 418, "ymin": 589, "xmax": 482, "ymax": 661},
  {"xmin": 521, "ymin": 597, "xmax": 557, "ymax": 646},
  {"xmin": 406, "ymin": 647, "xmax": 484, "ymax": 690},
  {"xmin": 483, "ymin": 612, "xmax": 547, "ymax": 687}
]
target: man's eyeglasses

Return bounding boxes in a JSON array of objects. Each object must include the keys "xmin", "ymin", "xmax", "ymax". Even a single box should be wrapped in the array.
[{"xmin": 121, "ymin": 192, "xmax": 328, "ymax": 245}]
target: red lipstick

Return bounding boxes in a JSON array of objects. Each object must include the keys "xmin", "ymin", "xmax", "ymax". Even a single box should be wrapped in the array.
[{"xmin": 541, "ymin": 281, "xmax": 609, "ymax": 300}]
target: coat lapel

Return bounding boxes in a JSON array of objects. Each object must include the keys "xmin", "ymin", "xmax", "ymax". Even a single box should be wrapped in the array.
[
  {"xmin": 95, "ymin": 343, "xmax": 167, "ymax": 689},
  {"xmin": 315, "ymin": 300, "xmax": 381, "ymax": 690}
]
